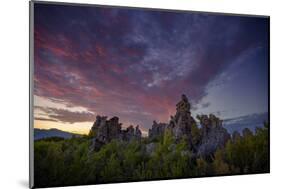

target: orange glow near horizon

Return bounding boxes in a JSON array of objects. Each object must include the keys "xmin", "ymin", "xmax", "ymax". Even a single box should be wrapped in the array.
[
  {"xmin": 34, "ymin": 120, "xmax": 92, "ymax": 135},
  {"xmin": 34, "ymin": 119, "xmax": 149, "ymax": 136},
  {"xmin": 34, "ymin": 95, "xmax": 150, "ymax": 136}
]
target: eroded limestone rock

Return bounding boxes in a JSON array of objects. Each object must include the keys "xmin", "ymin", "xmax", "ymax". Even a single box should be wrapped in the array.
[
  {"xmin": 90, "ymin": 115, "xmax": 142, "ymax": 151},
  {"xmin": 196, "ymin": 114, "xmax": 230, "ymax": 157}
]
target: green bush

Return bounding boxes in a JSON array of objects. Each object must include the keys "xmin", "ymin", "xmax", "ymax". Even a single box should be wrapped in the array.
[{"xmin": 34, "ymin": 123, "xmax": 269, "ymax": 187}]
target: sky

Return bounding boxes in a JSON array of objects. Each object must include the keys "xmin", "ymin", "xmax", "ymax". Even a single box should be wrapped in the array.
[{"xmin": 33, "ymin": 3, "xmax": 269, "ymax": 135}]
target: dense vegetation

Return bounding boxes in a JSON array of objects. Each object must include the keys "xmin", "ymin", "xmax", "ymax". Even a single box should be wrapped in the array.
[{"xmin": 34, "ymin": 123, "xmax": 269, "ymax": 188}]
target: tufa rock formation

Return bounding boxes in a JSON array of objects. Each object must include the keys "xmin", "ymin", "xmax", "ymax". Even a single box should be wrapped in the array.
[
  {"xmin": 148, "ymin": 121, "xmax": 167, "ymax": 140},
  {"xmin": 90, "ymin": 115, "xmax": 142, "ymax": 151},
  {"xmin": 148, "ymin": 94, "xmax": 196, "ymax": 142},
  {"xmin": 172, "ymin": 94, "xmax": 196, "ymax": 141},
  {"xmin": 89, "ymin": 94, "xmax": 239, "ymax": 157},
  {"xmin": 148, "ymin": 94, "xmax": 195, "ymax": 140},
  {"xmin": 196, "ymin": 114, "xmax": 230, "ymax": 156},
  {"xmin": 89, "ymin": 116, "xmax": 122, "ymax": 143},
  {"xmin": 148, "ymin": 94, "xmax": 230, "ymax": 157}
]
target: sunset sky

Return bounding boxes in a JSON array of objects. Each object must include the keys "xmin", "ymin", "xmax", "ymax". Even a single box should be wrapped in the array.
[{"xmin": 33, "ymin": 3, "xmax": 269, "ymax": 135}]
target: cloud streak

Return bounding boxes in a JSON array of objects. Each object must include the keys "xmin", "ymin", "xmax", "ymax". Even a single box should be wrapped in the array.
[{"xmin": 35, "ymin": 106, "xmax": 96, "ymax": 124}]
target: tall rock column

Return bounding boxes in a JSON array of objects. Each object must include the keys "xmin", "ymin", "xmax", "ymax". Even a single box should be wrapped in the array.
[
  {"xmin": 172, "ymin": 94, "xmax": 195, "ymax": 141},
  {"xmin": 196, "ymin": 114, "xmax": 230, "ymax": 157}
]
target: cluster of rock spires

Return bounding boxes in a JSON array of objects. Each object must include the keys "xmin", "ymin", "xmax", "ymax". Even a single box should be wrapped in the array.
[
  {"xmin": 148, "ymin": 94, "xmax": 230, "ymax": 156},
  {"xmin": 90, "ymin": 94, "xmax": 233, "ymax": 156},
  {"xmin": 149, "ymin": 94, "xmax": 196, "ymax": 141},
  {"xmin": 90, "ymin": 116, "xmax": 141, "ymax": 151},
  {"xmin": 196, "ymin": 114, "xmax": 230, "ymax": 156}
]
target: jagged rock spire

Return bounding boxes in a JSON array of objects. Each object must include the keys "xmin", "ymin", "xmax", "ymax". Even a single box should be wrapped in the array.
[
  {"xmin": 148, "ymin": 120, "xmax": 167, "ymax": 139},
  {"xmin": 148, "ymin": 94, "xmax": 195, "ymax": 141},
  {"xmin": 90, "ymin": 115, "xmax": 142, "ymax": 151},
  {"xmin": 196, "ymin": 114, "xmax": 230, "ymax": 156},
  {"xmin": 147, "ymin": 94, "xmax": 231, "ymax": 157},
  {"xmin": 176, "ymin": 94, "xmax": 191, "ymax": 115}
]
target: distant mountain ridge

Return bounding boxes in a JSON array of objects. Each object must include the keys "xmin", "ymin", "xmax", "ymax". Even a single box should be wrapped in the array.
[
  {"xmin": 34, "ymin": 128, "xmax": 81, "ymax": 140},
  {"xmin": 223, "ymin": 112, "xmax": 268, "ymax": 134}
]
